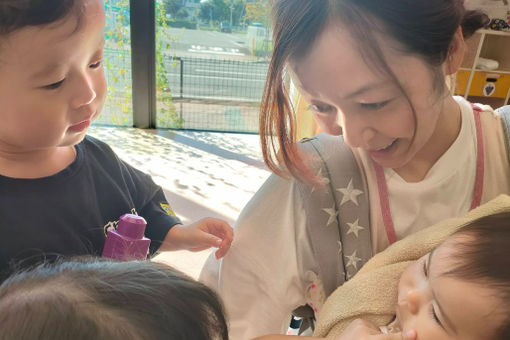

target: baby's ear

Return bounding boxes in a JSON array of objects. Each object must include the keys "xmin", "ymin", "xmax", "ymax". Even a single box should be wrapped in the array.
[{"xmin": 445, "ymin": 27, "xmax": 466, "ymax": 76}]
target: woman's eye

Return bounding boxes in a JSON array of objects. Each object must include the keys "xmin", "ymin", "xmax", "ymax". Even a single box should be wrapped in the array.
[
  {"xmin": 422, "ymin": 258, "xmax": 428, "ymax": 277},
  {"xmin": 44, "ymin": 79, "xmax": 65, "ymax": 90},
  {"xmin": 308, "ymin": 104, "xmax": 334, "ymax": 114},
  {"xmin": 360, "ymin": 99, "xmax": 391, "ymax": 110},
  {"xmin": 90, "ymin": 60, "xmax": 102, "ymax": 69}
]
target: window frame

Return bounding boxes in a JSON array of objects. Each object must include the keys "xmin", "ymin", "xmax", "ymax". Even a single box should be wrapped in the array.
[{"xmin": 129, "ymin": 0, "xmax": 157, "ymax": 128}]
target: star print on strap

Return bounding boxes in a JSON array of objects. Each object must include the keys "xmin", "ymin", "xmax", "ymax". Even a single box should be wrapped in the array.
[
  {"xmin": 337, "ymin": 179, "xmax": 363, "ymax": 206},
  {"xmin": 322, "ymin": 205, "xmax": 339, "ymax": 226},
  {"xmin": 346, "ymin": 219, "xmax": 365, "ymax": 238},
  {"xmin": 345, "ymin": 250, "xmax": 362, "ymax": 270}
]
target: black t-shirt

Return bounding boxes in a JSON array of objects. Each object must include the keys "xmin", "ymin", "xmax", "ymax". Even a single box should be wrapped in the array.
[{"xmin": 0, "ymin": 136, "xmax": 181, "ymax": 279}]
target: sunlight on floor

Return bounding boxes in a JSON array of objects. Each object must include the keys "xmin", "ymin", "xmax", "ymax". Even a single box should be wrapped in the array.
[{"xmin": 89, "ymin": 126, "xmax": 270, "ymax": 278}]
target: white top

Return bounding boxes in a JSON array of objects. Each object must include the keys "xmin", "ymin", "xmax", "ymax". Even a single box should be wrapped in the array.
[
  {"xmin": 200, "ymin": 97, "xmax": 509, "ymax": 340},
  {"xmin": 386, "ymin": 97, "xmax": 477, "ymax": 239}
]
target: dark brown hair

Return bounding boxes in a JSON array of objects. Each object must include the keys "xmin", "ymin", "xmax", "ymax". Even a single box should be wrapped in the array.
[
  {"xmin": 446, "ymin": 212, "xmax": 510, "ymax": 340},
  {"xmin": 260, "ymin": 0, "xmax": 489, "ymax": 179},
  {"xmin": 0, "ymin": 0, "xmax": 82, "ymax": 35},
  {"xmin": 0, "ymin": 259, "xmax": 229, "ymax": 340}
]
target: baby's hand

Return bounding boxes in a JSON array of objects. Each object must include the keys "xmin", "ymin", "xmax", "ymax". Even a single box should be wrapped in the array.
[
  {"xmin": 163, "ymin": 218, "xmax": 234, "ymax": 258},
  {"xmin": 334, "ymin": 319, "xmax": 416, "ymax": 340}
]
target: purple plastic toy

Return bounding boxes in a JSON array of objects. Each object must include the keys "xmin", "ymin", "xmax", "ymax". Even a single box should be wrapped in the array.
[{"xmin": 102, "ymin": 214, "xmax": 151, "ymax": 261}]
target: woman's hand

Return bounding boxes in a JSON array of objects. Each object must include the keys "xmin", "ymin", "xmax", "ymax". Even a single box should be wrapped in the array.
[{"xmin": 334, "ymin": 319, "xmax": 416, "ymax": 340}]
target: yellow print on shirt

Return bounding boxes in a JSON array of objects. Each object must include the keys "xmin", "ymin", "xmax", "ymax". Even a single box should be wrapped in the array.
[{"xmin": 160, "ymin": 203, "xmax": 176, "ymax": 217}]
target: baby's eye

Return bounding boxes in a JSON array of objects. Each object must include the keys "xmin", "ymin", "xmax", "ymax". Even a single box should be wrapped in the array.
[
  {"xmin": 430, "ymin": 305, "xmax": 443, "ymax": 328},
  {"xmin": 307, "ymin": 103, "xmax": 335, "ymax": 114},
  {"xmin": 89, "ymin": 60, "xmax": 103, "ymax": 69},
  {"xmin": 44, "ymin": 79, "xmax": 65, "ymax": 90},
  {"xmin": 360, "ymin": 99, "xmax": 391, "ymax": 110}
]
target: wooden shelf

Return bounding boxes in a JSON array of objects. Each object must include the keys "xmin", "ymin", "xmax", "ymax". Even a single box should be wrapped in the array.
[
  {"xmin": 478, "ymin": 29, "xmax": 510, "ymax": 37},
  {"xmin": 474, "ymin": 68, "xmax": 510, "ymax": 74},
  {"xmin": 457, "ymin": 28, "xmax": 510, "ymax": 106}
]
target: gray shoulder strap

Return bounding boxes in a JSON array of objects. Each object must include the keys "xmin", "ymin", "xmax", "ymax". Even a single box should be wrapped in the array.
[
  {"xmin": 296, "ymin": 133, "xmax": 372, "ymax": 297},
  {"xmin": 496, "ymin": 105, "xmax": 510, "ymax": 161}
]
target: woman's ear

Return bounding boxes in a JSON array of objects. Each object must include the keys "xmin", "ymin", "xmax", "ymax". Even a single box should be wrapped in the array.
[{"xmin": 445, "ymin": 26, "xmax": 466, "ymax": 76}]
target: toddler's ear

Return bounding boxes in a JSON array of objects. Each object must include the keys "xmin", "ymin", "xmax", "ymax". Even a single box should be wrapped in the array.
[{"xmin": 445, "ymin": 27, "xmax": 466, "ymax": 76}]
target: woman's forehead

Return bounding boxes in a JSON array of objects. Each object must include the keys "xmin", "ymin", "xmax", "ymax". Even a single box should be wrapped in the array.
[{"xmin": 290, "ymin": 24, "xmax": 431, "ymax": 103}]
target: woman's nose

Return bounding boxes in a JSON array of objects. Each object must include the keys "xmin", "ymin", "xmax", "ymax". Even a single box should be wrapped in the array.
[{"xmin": 341, "ymin": 114, "xmax": 375, "ymax": 148}]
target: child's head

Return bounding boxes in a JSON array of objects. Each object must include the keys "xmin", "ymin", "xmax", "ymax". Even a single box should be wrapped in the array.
[
  {"xmin": 396, "ymin": 212, "xmax": 510, "ymax": 340},
  {"xmin": 0, "ymin": 0, "xmax": 106, "ymax": 152},
  {"xmin": 260, "ymin": 0, "xmax": 488, "ymax": 178},
  {"xmin": 0, "ymin": 259, "xmax": 229, "ymax": 340}
]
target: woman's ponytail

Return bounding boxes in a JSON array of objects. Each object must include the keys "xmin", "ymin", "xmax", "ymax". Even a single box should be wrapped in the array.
[{"xmin": 461, "ymin": 9, "xmax": 490, "ymax": 39}]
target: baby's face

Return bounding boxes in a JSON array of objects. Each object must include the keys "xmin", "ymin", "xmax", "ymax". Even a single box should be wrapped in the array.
[
  {"xmin": 0, "ymin": 0, "xmax": 106, "ymax": 152},
  {"xmin": 395, "ymin": 239, "xmax": 504, "ymax": 340}
]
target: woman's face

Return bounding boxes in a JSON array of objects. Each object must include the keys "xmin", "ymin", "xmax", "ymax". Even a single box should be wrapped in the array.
[
  {"xmin": 396, "ymin": 238, "xmax": 504, "ymax": 340},
  {"xmin": 291, "ymin": 24, "xmax": 451, "ymax": 171}
]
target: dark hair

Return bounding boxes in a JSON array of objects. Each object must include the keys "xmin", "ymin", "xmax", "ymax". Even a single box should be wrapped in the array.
[
  {"xmin": 260, "ymin": 0, "xmax": 489, "ymax": 179},
  {"xmin": 0, "ymin": 0, "xmax": 81, "ymax": 35},
  {"xmin": 446, "ymin": 212, "xmax": 510, "ymax": 340},
  {"xmin": 0, "ymin": 259, "xmax": 229, "ymax": 340}
]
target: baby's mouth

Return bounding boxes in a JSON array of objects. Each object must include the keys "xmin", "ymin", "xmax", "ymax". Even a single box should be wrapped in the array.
[{"xmin": 381, "ymin": 314, "xmax": 402, "ymax": 334}]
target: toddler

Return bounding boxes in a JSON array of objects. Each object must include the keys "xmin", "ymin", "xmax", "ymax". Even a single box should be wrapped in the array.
[
  {"xmin": 0, "ymin": 259, "xmax": 229, "ymax": 340},
  {"xmin": 0, "ymin": 0, "xmax": 233, "ymax": 279}
]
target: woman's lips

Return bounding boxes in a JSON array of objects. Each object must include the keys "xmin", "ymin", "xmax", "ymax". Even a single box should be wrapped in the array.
[{"xmin": 367, "ymin": 138, "xmax": 398, "ymax": 159}]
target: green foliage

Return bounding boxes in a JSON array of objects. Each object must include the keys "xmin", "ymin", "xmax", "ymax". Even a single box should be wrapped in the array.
[
  {"xmin": 102, "ymin": 0, "xmax": 182, "ymax": 128},
  {"xmin": 163, "ymin": 0, "xmax": 182, "ymax": 17},
  {"xmin": 156, "ymin": 1, "xmax": 182, "ymax": 128},
  {"xmin": 198, "ymin": 0, "xmax": 245, "ymax": 26},
  {"xmin": 244, "ymin": 0, "xmax": 269, "ymax": 27},
  {"xmin": 167, "ymin": 19, "xmax": 197, "ymax": 29},
  {"xmin": 102, "ymin": 0, "xmax": 133, "ymax": 126},
  {"xmin": 175, "ymin": 8, "xmax": 189, "ymax": 19}
]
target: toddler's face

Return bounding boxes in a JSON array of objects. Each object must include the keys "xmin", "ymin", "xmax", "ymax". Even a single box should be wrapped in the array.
[
  {"xmin": 395, "ymin": 238, "xmax": 503, "ymax": 340},
  {"xmin": 0, "ymin": 0, "xmax": 106, "ymax": 152}
]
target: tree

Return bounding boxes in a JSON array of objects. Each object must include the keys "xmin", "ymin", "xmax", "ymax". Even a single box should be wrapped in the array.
[
  {"xmin": 175, "ymin": 7, "xmax": 189, "ymax": 19},
  {"xmin": 163, "ymin": 0, "xmax": 183, "ymax": 18},
  {"xmin": 229, "ymin": 0, "xmax": 246, "ymax": 26},
  {"xmin": 244, "ymin": 0, "xmax": 269, "ymax": 27},
  {"xmin": 199, "ymin": 0, "xmax": 229, "ymax": 23}
]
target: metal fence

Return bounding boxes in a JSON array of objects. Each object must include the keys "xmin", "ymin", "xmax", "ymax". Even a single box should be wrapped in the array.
[{"xmin": 157, "ymin": 56, "xmax": 269, "ymax": 133}]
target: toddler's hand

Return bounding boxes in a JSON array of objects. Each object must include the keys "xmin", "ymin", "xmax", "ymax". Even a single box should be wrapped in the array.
[
  {"xmin": 334, "ymin": 319, "xmax": 416, "ymax": 340},
  {"xmin": 164, "ymin": 218, "xmax": 234, "ymax": 258}
]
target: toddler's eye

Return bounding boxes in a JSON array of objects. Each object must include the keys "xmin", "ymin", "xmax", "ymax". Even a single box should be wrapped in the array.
[
  {"xmin": 360, "ymin": 99, "xmax": 391, "ymax": 110},
  {"xmin": 90, "ymin": 60, "xmax": 103, "ymax": 69},
  {"xmin": 44, "ymin": 79, "xmax": 65, "ymax": 90}
]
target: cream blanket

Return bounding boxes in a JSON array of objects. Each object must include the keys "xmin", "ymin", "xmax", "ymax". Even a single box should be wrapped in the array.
[{"xmin": 314, "ymin": 195, "xmax": 510, "ymax": 338}]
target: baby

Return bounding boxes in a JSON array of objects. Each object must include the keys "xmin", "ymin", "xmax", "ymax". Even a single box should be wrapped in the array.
[{"xmin": 256, "ymin": 210, "xmax": 510, "ymax": 340}]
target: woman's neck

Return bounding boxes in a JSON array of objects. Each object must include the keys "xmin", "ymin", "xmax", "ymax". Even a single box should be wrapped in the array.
[
  {"xmin": 394, "ymin": 96, "xmax": 462, "ymax": 182},
  {"xmin": 0, "ymin": 145, "xmax": 76, "ymax": 179}
]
